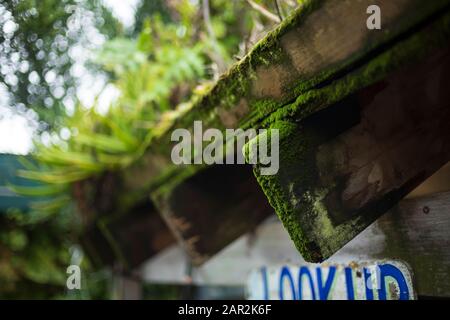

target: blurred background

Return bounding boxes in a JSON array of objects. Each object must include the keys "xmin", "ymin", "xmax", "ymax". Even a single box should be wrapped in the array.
[{"xmin": 0, "ymin": 0, "xmax": 303, "ymax": 299}]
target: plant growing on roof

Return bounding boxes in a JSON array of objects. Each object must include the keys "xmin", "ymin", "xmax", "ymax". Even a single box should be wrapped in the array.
[
  {"xmin": 11, "ymin": 0, "xmax": 303, "ymax": 205},
  {"xmin": 11, "ymin": 14, "xmax": 207, "ymax": 216}
]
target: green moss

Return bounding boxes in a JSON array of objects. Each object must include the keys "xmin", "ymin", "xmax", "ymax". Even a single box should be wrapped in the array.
[
  {"xmin": 241, "ymin": 0, "xmax": 323, "ymax": 69},
  {"xmin": 244, "ymin": 110, "xmax": 399, "ymax": 261},
  {"xmin": 260, "ymin": 10, "xmax": 450, "ymax": 128},
  {"xmin": 138, "ymin": 1, "xmax": 450, "ymax": 168},
  {"xmin": 146, "ymin": 0, "xmax": 325, "ymax": 140},
  {"xmin": 244, "ymin": 11, "xmax": 450, "ymax": 262},
  {"xmin": 244, "ymin": 120, "xmax": 323, "ymax": 261},
  {"xmin": 112, "ymin": 5, "xmax": 450, "ymax": 261},
  {"xmin": 246, "ymin": 124, "xmax": 350, "ymax": 262},
  {"xmin": 165, "ymin": 3, "xmax": 450, "ymax": 144}
]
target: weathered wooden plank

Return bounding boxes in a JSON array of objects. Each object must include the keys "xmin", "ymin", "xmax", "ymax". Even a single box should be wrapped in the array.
[
  {"xmin": 375, "ymin": 191, "xmax": 450, "ymax": 297},
  {"xmin": 248, "ymin": 20, "xmax": 450, "ymax": 262},
  {"xmin": 144, "ymin": 1, "xmax": 450, "ymax": 265},
  {"xmin": 141, "ymin": 190, "xmax": 450, "ymax": 297},
  {"xmin": 117, "ymin": 0, "xmax": 450, "ymax": 209},
  {"xmin": 140, "ymin": 2, "xmax": 450, "ymax": 265},
  {"xmin": 113, "ymin": 276, "xmax": 142, "ymax": 300},
  {"xmin": 155, "ymin": 164, "xmax": 274, "ymax": 265},
  {"xmin": 80, "ymin": 224, "xmax": 116, "ymax": 268}
]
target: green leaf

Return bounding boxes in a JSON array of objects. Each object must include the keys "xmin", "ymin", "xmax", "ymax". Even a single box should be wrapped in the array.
[
  {"xmin": 17, "ymin": 169, "xmax": 93, "ymax": 184},
  {"xmin": 17, "ymin": 155, "xmax": 39, "ymax": 171},
  {"xmin": 75, "ymin": 133, "xmax": 134, "ymax": 153},
  {"xmin": 96, "ymin": 153, "xmax": 134, "ymax": 167},
  {"xmin": 98, "ymin": 116, "xmax": 139, "ymax": 149},
  {"xmin": 35, "ymin": 148, "xmax": 103, "ymax": 171},
  {"xmin": 7, "ymin": 183, "xmax": 67, "ymax": 197},
  {"xmin": 30, "ymin": 196, "xmax": 71, "ymax": 214}
]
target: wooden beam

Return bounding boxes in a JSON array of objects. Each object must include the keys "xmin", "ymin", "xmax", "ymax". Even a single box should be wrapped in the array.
[
  {"xmin": 116, "ymin": 0, "xmax": 450, "ymax": 209},
  {"xmin": 135, "ymin": 0, "xmax": 450, "ymax": 264},
  {"xmin": 75, "ymin": 0, "xmax": 450, "ymax": 266},
  {"xmin": 248, "ymin": 29, "xmax": 450, "ymax": 262},
  {"xmin": 153, "ymin": 164, "xmax": 274, "ymax": 265}
]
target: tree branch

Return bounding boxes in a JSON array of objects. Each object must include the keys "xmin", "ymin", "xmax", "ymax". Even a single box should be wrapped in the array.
[
  {"xmin": 274, "ymin": 0, "xmax": 284, "ymax": 21},
  {"xmin": 202, "ymin": 0, "xmax": 226, "ymax": 75},
  {"xmin": 246, "ymin": 0, "xmax": 281, "ymax": 23}
]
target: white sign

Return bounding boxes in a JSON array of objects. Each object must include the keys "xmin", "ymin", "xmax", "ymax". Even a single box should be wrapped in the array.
[{"xmin": 246, "ymin": 261, "xmax": 415, "ymax": 300}]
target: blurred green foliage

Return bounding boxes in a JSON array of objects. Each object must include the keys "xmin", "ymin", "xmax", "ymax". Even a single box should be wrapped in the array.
[
  {"xmin": 0, "ymin": 204, "xmax": 114, "ymax": 299},
  {"xmin": 0, "ymin": 208, "xmax": 71, "ymax": 298},
  {"xmin": 17, "ymin": 10, "xmax": 208, "ymax": 206},
  {"xmin": 3, "ymin": 0, "xmax": 302, "ymax": 299}
]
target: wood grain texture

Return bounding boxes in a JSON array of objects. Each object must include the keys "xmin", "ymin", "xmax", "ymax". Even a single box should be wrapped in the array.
[
  {"xmin": 375, "ymin": 191, "xmax": 450, "ymax": 297},
  {"xmin": 154, "ymin": 164, "xmax": 274, "ymax": 265},
  {"xmin": 251, "ymin": 41, "xmax": 450, "ymax": 262}
]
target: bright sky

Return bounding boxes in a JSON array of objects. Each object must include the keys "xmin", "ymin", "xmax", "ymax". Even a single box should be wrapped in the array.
[
  {"xmin": 0, "ymin": 0, "xmax": 139, "ymax": 155},
  {"xmin": 103, "ymin": 0, "xmax": 140, "ymax": 29}
]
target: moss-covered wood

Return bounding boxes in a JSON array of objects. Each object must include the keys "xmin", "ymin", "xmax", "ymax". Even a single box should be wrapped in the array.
[
  {"xmin": 118, "ymin": 0, "xmax": 450, "ymax": 209},
  {"xmin": 247, "ymin": 13, "xmax": 450, "ymax": 261},
  {"xmin": 78, "ymin": 0, "xmax": 450, "ymax": 266}
]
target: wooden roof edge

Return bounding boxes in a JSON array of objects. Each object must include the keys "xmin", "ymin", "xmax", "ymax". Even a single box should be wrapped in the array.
[{"xmin": 78, "ymin": 0, "xmax": 450, "ymax": 267}]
